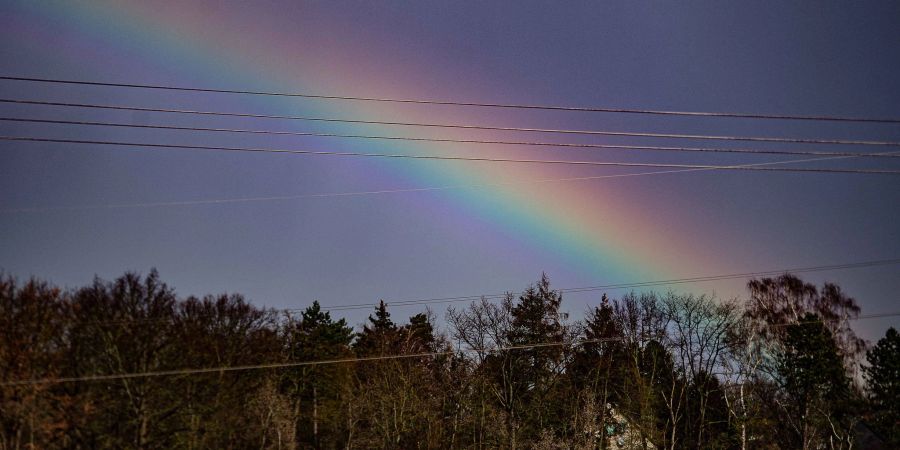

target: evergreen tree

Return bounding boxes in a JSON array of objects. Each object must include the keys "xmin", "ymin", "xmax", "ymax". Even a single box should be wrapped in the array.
[
  {"xmin": 775, "ymin": 313, "xmax": 854, "ymax": 449},
  {"xmin": 568, "ymin": 294, "xmax": 623, "ymax": 448},
  {"xmin": 405, "ymin": 312, "xmax": 436, "ymax": 352},
  {"xmin": 354, "ymin": 300, "xmax": 398, "ymax": 356},
  {"xmin": 864, "ymin": 327, "xmax": 900, "ymax": 446},
  {"xmin": 283, "ymin": 300, "xmax": 354, "ymax": 448},
  {"xmin": 504, "ymin": 274, "xmax": 569, "ymax": 445},
  {"xmin": 2, "ymin": 269, "xmax": 893, "ymax": 449}
]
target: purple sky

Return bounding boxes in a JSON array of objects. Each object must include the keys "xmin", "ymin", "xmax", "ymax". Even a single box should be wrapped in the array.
[{"xmin": 0, "ymin": 1, "xmax": 898, "ymax": 341}]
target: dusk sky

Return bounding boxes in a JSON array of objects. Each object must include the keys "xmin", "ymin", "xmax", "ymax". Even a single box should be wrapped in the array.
[{"xmin": 1, "ymin": 1, "xmax": 898, "ymax": 341}]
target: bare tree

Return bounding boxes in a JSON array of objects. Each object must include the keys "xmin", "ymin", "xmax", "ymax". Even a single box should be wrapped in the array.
[
  {"xmin": 720, "ymin": 316, "xmax": 766, "ymax": 450},
  {"xmin": 745, "ymin": 275, "xmax": 863, "ymax": 450},
  {"xmin": 612, "ymin": 292, "xmax": 669, "ymax": 449},
  {"xmin": 662, "ymin": 293, "xmax": 739, "ymax": 448}
]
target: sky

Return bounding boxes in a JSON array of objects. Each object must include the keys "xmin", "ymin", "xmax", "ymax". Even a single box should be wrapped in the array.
[{"xmin": 0, "ymin": 1, "xmax": 898, "ymax": 341}]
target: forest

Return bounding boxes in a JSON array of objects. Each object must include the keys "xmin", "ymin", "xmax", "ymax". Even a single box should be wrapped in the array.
[{"xmin": 0, "ymin": 270, "xmax": 897, "ymax": 450}]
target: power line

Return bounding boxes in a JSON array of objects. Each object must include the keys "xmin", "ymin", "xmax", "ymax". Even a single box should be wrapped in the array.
[
  {"xmin": 3, "ymin": 311, "xmax": 897, "ymax": 386},
  {"xmin": 2, "ymin": 142, "xmax": 897, "ymax": 214},
  {"xmin": 5, "ymin": 135, "xmax": 891, "ymax": 323},
  {"xmin": 4, "ymin": 136, "xmax": 899, "ymax": 175},
  {"xmin": 3, "ymin": 76, "xmax": 899, "ymax": 124},
  {"xmin": 6, "ymin": 146, "xmax": 891, "ymax": 214},
  {"xmin": 849, "ymin": 312, "xmax": 900, "ymax": 320},
  {"xmin": 0, "ymin": 170, "xmax": 750, "ymax": 214},
  {"xmin": 64, "ymin": 258, "xmax": 900, "ymax": 326},
  {"xmin": 4, "ymin": 116, "xmax": 899, "ymax": 159},
  {"xmin": 325, "ymin": 258, "xmax": 900, "ymax": 311},
  {"xmin": 0, "ymin": 337, "xmax": 608, "ymax": 386},
  {"xmin": 3, "ymin": 99, "xmax": 900, "ymax": 148}
]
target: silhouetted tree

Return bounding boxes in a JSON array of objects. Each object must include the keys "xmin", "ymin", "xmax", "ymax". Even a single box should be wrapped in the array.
[
  {"xmin": 775, "ymin": 314, "xmax": 855, "ymax": 449},
  {"xmin": 864, "ymin": 327, "xmax": 900, "ymax": 446},
  {"xmin": 568, "ymin": 294, "xmax": 623, "ymax": 448},
  {"xmin": 281, "ymin": 300, "xmax": 353, "ymax": 449},
  {"xmin": 0, "ymin": 275, "xmax": 68, "ymax": 449},
  {"xmin": 0, "ymin": 269, "xmax": 891, "ymax": 450},
  {"xmin": 747, "ymin": 274, "xmax": 864, "ymax": 366},
  {"xmin": 505, "ymin": 274, "xmax": 569, "ymax": 442}
]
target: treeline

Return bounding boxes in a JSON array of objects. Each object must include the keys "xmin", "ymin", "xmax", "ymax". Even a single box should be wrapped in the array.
[{"xmin": 0, "ymin": 271, "xmax": 897, "ymax": 449}]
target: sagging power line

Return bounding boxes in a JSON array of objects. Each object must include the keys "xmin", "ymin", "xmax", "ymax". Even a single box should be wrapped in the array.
[
  {"xmin": 3, "ymin": 99, "xmax": 900, "ymax": 148},
  {"xmin": 66, "ymin": 258, "xmax": 900, "ymax": 326},
  {"xmin": 4, "ymin": 141, "xmax": 895, "ymax": 214},
  {"xmin": 3, "ymin": 136, "xmax": 899, "ymax": 175},
  {"xmin": 0, "ymin": 337, "xmax": 646, "ymax": 386},
  {"xmin": 3, "ymin": 76, "xmax": 900, "ymax": 123},
  {"xmin": 7, "ymin": 150, "xmax": 894, "ymax": 214},
  {"xmin": 4, "ymin": 116, "xmax": 899, "ymax": 159},
  {"xmin": 323, "ymin": 258, "xmax": 900, "ymax": 311},
  {"xmin": 3, "ymin": 311, "xmax": 897, "ymax": 387}
]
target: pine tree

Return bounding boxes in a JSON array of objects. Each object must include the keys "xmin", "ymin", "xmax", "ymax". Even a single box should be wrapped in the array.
[
  {"xmin": 864, "ymin": 327, "xmax": 900, "ymax": 445},
  {"xmin": 354, "ymin": 300, "xmax": 398, "ymax": 356},
  {"xmin": 776, "ymin": 313, "xmax": 853, "ymax": 449},
  {"xmin": 504, "ymin": 274, "xmax": 568, "ymax": 445},
  {"xmin": 283, "ymin": 300, "xmax": 353, "ymax": 448}
]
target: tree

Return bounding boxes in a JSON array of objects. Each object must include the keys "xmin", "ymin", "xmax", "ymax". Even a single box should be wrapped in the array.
[
  {"xmin": 354, "ymin": 300, "xmax": 398, "ymax": 356},
  {"xmin": 447, "ymin": 275, "xmax": 571, "ymax": 449},
  {"xmin": 864, "ymin": 327, "xmax": 900, "ymax": 446},
  {"xmin": 746, "ymin": 274, "xmax": 864, "ymax": 365},
  {"xmin": 775, "ymin": 314, "xmax": 854, "ymax": 449},
  {"xmin": 505, "ymin": 274, "xmax": 570, "ymax": 443},
  {"xmin": 568, "ymin": 294, "xmax": 623, "ymax": 449},
  {"xmin": 0, "ymin": 275, "xmax": 68, "ymax": 449},
  {"xmin": 352, "ymin": 303, "xmax": 449, "ymax": 448},
  {"xmin": 609, "ymin": 292, "xmax": 669, "ymax": 448},
  {"xmin": 173, "ymin": 292, "xmax": 279, "ymax": 448},
  {"xmin": 720, "ymin": 315, "xmax": 770, "ymax": 450},
  {"xmin": 662, "ymin": 293, "xmax": 739, "ymax": 449},
  {"xmin": 65, "ymin": 270, "xmax": 181, "ymax": 449},
  {"xmin": 447, "ymin": 296, "xmax": 513, "ymax": 448},
  {"xmin": 2, "ymin": 268, "xmax": 894, "ymax": 449},
  {"xmin": 282, "ymin": 300, "xmax": 354, "ymax": 449},
  {"xmin": 744, "ymin": 274, "xmax": 865, "ymax": 449}
]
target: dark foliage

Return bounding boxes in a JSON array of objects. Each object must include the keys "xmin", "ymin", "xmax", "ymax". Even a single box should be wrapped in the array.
[
  {"xmin": 864, "ymin": 327, "xmax": 900, "ymax": 446},
  {"xmin": 0, "ymin": 270, "xmax": 884, "ymax": 449}
]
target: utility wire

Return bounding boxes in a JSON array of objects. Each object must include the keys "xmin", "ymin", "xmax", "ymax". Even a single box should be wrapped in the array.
[
  {"xmin": 66, "ymin": 258, "xmax": 900, "ymax": 326},
  {"xmin": 3, "ymin": 76, "xmax": 900, "ymax": 123},
  {"xmin": 3, "ymin": 99, "xmax": 900, "ymax": 148},
  {"xmin": 0, "ymin": 140, "xmax": 895, "ymax": 215},
  {"xmin": 324, "ymin": 258, "xmax": 900, "ymax": 311},
  {"xmin": 4, "ymin": 136, "xmax": 899, "ymax": 175},
  {"xmin": 7, "ymin": 146, "xmax": 897, "ymax": 214},
  {"xmin": 4, "ymin": 116, "xmax": 899, "ymax": 159},
  {"xmin": 0, "ymin": 170, "xmax": 748, "ymax": 214},
  {"xmin": 0, "ymin": 337, "xmax": 627, "ymax": 386},
  {"xmin": 3, "ymin": 312, "xmax": 897, "ymax": 386},
  {"xmin": 6, "ymin": 137, "xmax": 893, "ymax": 322}
]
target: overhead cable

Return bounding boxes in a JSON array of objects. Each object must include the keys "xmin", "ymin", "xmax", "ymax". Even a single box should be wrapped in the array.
[
  {"xmin": 2, "ymin": 99, "xmax": 899, "ymax": 147},
  {"xmin": 6, "ymin": 148, "xmax": 894, "ymax": 214},
  {"xmin": 3, "ymin": 136, "xmax": 899, "ymax": 175},
  {"xmin": 0, "ymin": 337, "xmax": 638, "ymax": 386},
  {"xmin": 2, "ymin": 76, "xmax": 899, "ymax": 123},
  {"xmin": 0, "ymin": 170, "xmax": 753, "ymax": 214},
  {"xmin": 4, "ymin": 138, "xmax": 897, "ymax": 214},
  {"xmin": 3, "ymin": 311, "xmax": 897, "ymax": 386},
  {"xmin": 325, "ymin": 258, "xmax": 900, "ymax": 311},
  {"xmin": 63, "ymin": 258, "xmax": 900, "ymax": 326},
  {"xmin": 3, "ymin": 116, "xmax": 899, "ymax": 159}
]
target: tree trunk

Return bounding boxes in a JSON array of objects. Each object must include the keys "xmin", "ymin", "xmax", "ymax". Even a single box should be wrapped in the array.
[{"xmin": 313, "ymin": 386, "xmax": 318, "ymax": 447}]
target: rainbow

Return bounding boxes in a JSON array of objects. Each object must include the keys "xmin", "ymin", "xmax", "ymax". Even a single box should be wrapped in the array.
[{"xmin": 5, "ymin": 1, "xmax": 741, "ymax": 288}]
